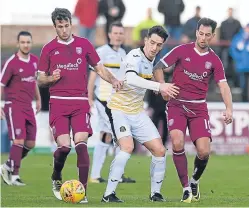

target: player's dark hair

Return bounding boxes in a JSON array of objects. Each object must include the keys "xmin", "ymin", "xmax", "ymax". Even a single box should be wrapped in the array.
[
  {"xmin": 197, "ymin": 18, "xmax": 217, "ymax": 33},
  {"xmin": 51, "ymin": 8, "xmax": 72, "ymax": 26},
  {"xmin": 17, "ymin": 31, "xmax": 32, "ymax": 41},
  {"xmin": 147, "ymin": 25, "xmax": 168, "ymax": 42},
  {"xmin": 109, "ymin": 21, "xmax": 124, "ymax": 32}
]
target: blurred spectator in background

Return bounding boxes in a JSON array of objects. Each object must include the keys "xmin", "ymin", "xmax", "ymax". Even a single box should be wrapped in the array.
[
  {"xmin": 220, "ymin": 8, "xmax": 241, "ymax": 89},
  {"xmin": 99, "ymin": 0, "xmax": 126, "ymax": 41},
  {"xmin": 181, "ymin": 6, "xmax": 201, "ymax": 43},
  {"xmin": 230, "ymin": 24, "xmax": 249, "ymax": 102},
  {"xmin": 74, "ymin": 0, "xmax": 99, "ymax": 46},
  {"xmin": 158, "ymin": 0, "xmax": 184, "ymax": 41},
  {"xmin": 132, "ymin": 8, "xmax": 161, "ymax": 47}
]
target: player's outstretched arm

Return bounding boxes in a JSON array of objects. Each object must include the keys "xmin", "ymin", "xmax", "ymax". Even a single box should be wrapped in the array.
[
  {"xmin": 37, "ymin": 69, "xmax": 61, "ymax": 87},
  {"xmin": 126, "ymin": 72, "xmax": 179, "ymax": 98},
  {"xmin": 88, "ymin": 70, "xmax": 97, "ymax": 107},
  {"xmin": 93, "ymin": 64, "xmax": 123, "ymax": 91},
  {"xmin": 218, "ymin": 81, "xmax": 233, "ymax": 125}
]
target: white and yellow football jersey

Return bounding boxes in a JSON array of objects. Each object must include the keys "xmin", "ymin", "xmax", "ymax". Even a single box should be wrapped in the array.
[
  {"xmin": 108, "ymin": 47, "xmax": 154, "ymax": 114},
  {"xmin": 94, "ymin": 44, "xmax": 126, "ymax": 101}
]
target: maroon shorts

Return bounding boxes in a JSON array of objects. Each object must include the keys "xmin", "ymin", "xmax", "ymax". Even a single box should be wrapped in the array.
[
  {"xmin": 166, "ymin": 100, "xmax": 211, "ymax": 143},
  {"xmin": 49, "ymin": 101, "xmax": 92, "ymax": 140},
  {"xmin": 4, "ymin": 103, "xmax": 37, "ymax": 141}
]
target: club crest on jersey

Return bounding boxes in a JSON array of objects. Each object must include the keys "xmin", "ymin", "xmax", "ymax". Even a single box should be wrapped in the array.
[
  {"xmin": 19, "ymin": 68, "xmax": 23, "ymax": 73},
  {"xmin": 205, "ymin": 61, "xmax": 212, "ymax": 70},
  {"xmin": 76, "ymin": 47, "xmax": 82, "ymax": 55},
  {"xmin": 120, "ymin": 126, "xmax": 126, "ymax": 132}
]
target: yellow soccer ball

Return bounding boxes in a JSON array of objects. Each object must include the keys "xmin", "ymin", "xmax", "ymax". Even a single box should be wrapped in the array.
[{"xmin": 60, "ymin": 180, "xmax": 85, "ymax": 203}]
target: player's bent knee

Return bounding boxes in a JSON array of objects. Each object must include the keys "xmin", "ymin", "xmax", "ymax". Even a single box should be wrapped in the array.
[
  {"xmin": 171, "ymin": 137, "xmax": 184, "ymax": 151},
  {"xmin": 74, "ymin": 132, "xmax": 89, "ymax": 144},
  {"xmin": 120, "ymin": 144, "xmax": 134, "ymax": 154},
  {"xmin": 24, "ymin": 140, "xmax": 36, "ymax": 149},
  {"xmin": 153, "ymin": 145, "xmax": 166, "ymax": 157},
  {"xmin": 57, "ymin": 134, "xmax": 71, "ymax": 146},
  {"xmin": 197, "ymin": 149, "xmax": 210, "ymax": 160},
  {"xmin": 13, "ymin": 139, "xmax": 25, "ymax": 146}
]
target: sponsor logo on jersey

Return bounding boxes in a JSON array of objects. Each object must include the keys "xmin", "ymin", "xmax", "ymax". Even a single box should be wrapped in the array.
[
  {"xmin": 56, "ymin": 58, "xmax": 82, "ymax": 71},
  {"xmin": 21, "ymin": 76, "xmax": 36, "ymax": 82},
  {"xmin": 184, "ymin": 69, "xmax": 208, "ymax": 81}
]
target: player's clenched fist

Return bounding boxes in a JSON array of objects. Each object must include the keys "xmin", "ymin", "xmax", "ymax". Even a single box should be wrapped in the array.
[
  {"xmin": 159, "ymin": 83, "xmax": 179, "ymax": 99},
  {"xmin": 223, "ymin": 109, "xmax": 233, "ymax": 125},
  {"xmin": 112, "ymin": 79, "xmax": 123, "ymax": 91},
  {"xmin": 52, "ymin": 69, "xmax": 61, "ymax": 81}
]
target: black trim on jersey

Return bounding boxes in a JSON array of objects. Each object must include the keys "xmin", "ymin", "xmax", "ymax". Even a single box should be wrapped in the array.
[
  {"xmin": 108, "ymin": 43, "xmax": 119, "ymax": 52},
  {"xmin": 125, "ymin": 70, "xmax": 138, "ymax": 75},
  {"xmin": 140, "ymin": 47, "xmax": 153, "ymax": 62},
  {"xmin": 96, "ymin": 98, "xmax": 118, "ymax": 141}
]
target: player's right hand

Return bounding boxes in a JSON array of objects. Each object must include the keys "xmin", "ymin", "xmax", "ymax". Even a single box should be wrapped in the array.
[
  {"xmin": 52, "ymin": 69, "xmax": 61, "ymax": 81},
  {"xmin": 159, "ymin": 83, "xmax": 179, "ymax": 98},
  {"xmin": 112, "ymin": 79, "xmax": 123, "ymax": 91},
  {"xmin": 88, "ymin": 99, "xmax": 94, "ymax": 108},
  {"xmin": 1, "ymin": 108, "xmax": 5, "ymax": 120}
]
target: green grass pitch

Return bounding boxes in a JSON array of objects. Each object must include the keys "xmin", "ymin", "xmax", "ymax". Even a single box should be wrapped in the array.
[{"xmin": 1, "ymin": 154, "xmax": 249, "ymax": 207}]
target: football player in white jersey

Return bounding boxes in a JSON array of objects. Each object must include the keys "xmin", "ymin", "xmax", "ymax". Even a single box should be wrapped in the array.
[
  {"xmin": 88, "ymin": 22, "xmax": 136, "ymax": 184},
  {"xmin": 101, "ymin": 26, "xmax": 179, "ymax": 203}
]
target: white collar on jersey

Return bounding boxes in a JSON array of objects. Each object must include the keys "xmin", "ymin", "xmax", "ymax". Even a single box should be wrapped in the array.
[
  {"xmin": 194, "ymin": 47, "xmax": 209, "ymax": 56},
  {"xmin": 57, "ymin": 38, "xmax": 75, "ymax": 45},
  {"xmin": 18, "ymin": 55, "xmax": 30, "ymax": 63}
]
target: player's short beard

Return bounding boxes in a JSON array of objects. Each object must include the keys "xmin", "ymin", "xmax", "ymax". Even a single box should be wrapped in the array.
[
  {"xmin": 19, "ymin": 48, "xmax": 30, "ymax": 56},
  {"xmin": 197, "ymin": 41, "xmax": 208, "ymax": 50}
]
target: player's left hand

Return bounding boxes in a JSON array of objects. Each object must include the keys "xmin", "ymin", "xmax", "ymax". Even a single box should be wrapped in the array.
[
  {"xmin": 223, "ymin": 109, "xmax": 233, "ymax": 125},
  {"xmin": 112, "ymin": 79, "xmax": 123, "ymax": 91},
  {"xmin": 36, "ymin": 100, "xmax": 42, "ymax": 114}
]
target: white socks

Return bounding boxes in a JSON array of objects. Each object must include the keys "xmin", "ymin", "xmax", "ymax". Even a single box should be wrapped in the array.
[
  {"xmin": 150, "ymin": 155, "xmax": 166, "ymax": 195},
  {"xmin": 90, "ymin": 141, "xmax": 110, "ymax": 179},
  {"xmin": 104, "ymin": 150, "xmax": 131, "ymax": 196}
]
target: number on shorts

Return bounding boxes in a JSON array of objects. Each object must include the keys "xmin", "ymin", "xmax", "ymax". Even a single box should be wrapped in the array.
[{"xmin": 204, "ymin": 119, "xmax": 211, "ymax": 130}]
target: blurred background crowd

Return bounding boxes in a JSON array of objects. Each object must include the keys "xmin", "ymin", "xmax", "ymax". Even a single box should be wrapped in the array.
[{"xmin": 1, "ymin": 0, "xmax": 249, "ymax": 106}]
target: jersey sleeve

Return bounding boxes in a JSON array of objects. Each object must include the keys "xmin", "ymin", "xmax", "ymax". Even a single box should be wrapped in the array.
[
  {"xmin": 38, "ymin": 45, "xmax": 50, "ymax": 74},
  {"xmin": 96, "ymin": 47, "xmax": 104, "ymax": 65},
  {"xmin": 213, "ymin": 56, "xmax": 227, "ymax": 83},
  {"xmin": 124, "ymin": 51, "xmax": 141, "ymax": 75},
  {"xmin": 85, "ymin": 40, "xmax": 101, "ymax": 67},
  {"xmin": 161, "ymin": 45, "xmax": 181, "ymax": 67},
  {"xmin": 0, "ymin": 57, "xmax": 14, "ymax": 86}
]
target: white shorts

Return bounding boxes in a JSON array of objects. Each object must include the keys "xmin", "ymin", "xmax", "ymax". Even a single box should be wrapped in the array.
[
  {"xmin": 110, "ymin": 109, "xmax": 160, "ymax": 144},
  {"xmin": 95, "ymin": 99, "xmax": 113, "ymax": 135}
]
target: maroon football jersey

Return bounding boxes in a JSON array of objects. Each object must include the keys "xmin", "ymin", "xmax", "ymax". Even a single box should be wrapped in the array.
[{"xmin": 161, "ymin": 42, "xmax": 226, "ymax": 101}]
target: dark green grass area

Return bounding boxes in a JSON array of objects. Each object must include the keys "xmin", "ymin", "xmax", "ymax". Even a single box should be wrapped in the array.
[{"xmin": 1, "ymin": 154, "xmax": 249, "ymax": 207}]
